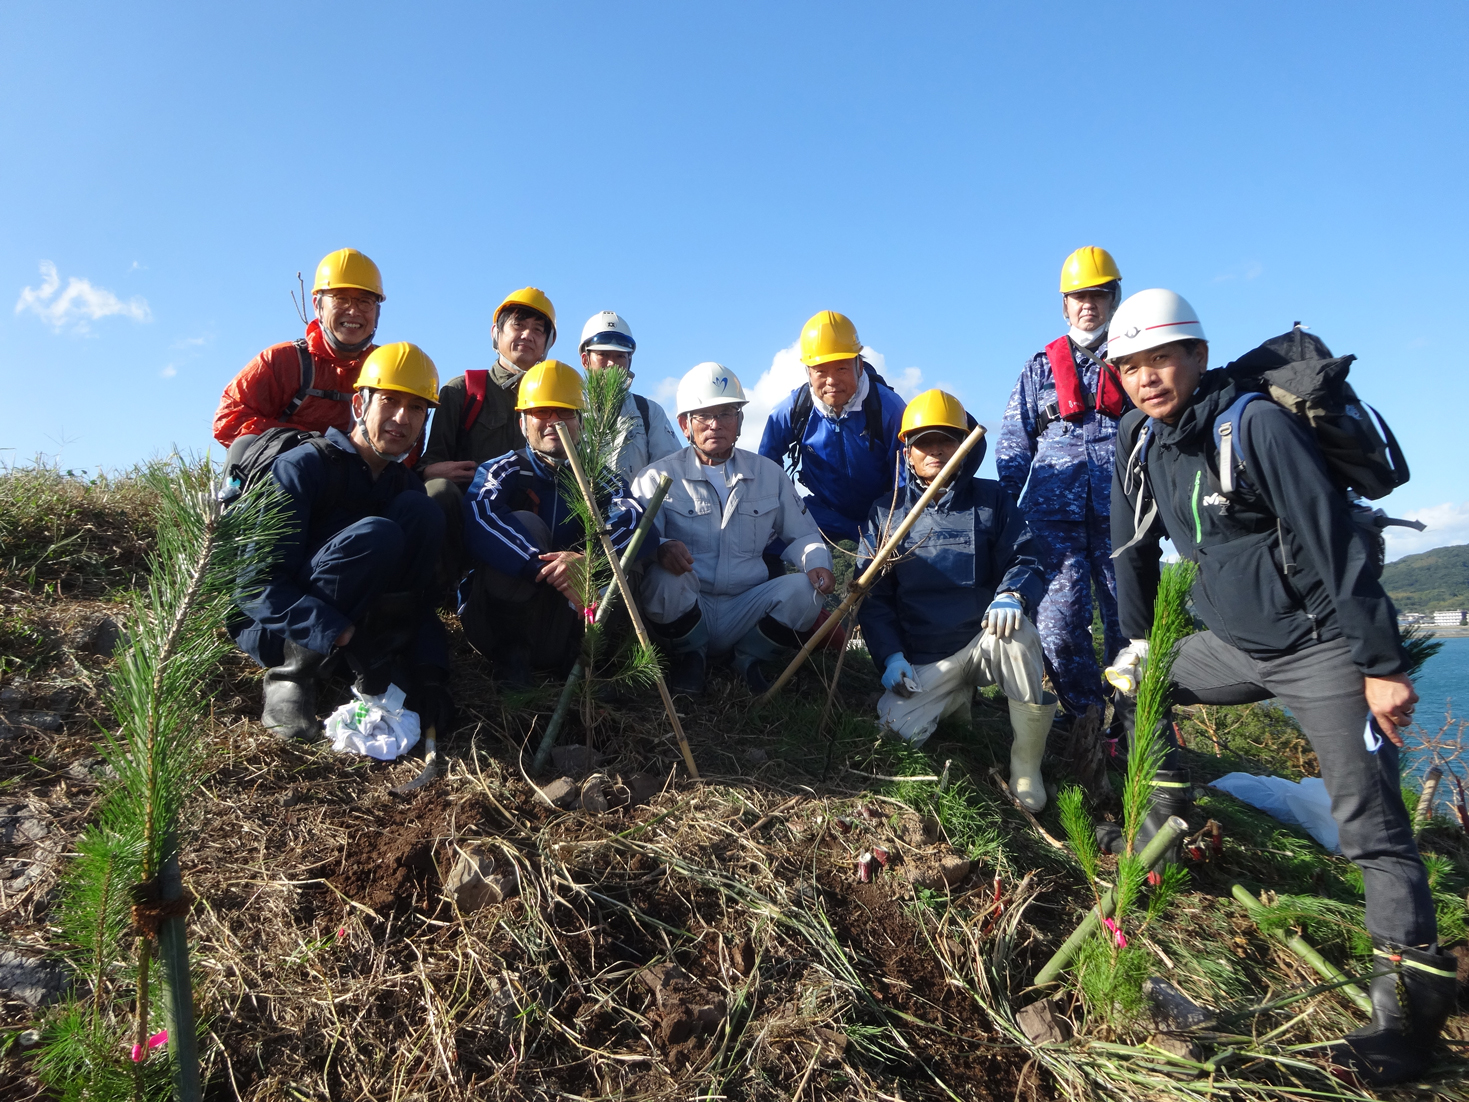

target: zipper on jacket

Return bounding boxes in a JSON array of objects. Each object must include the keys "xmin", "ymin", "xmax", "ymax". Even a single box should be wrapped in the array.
[{"xmin": 1190, "ymin": 470, "xmax": 1203, "ymax": 544}]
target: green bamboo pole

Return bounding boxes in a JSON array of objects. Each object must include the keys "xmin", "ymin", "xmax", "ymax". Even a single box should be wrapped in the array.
[
  {"xmin": 1032, "ymin": 815, "xmax": 1189, "ymax": 987},
  {"xmin": 530, "ymin": 474, "xmax": 672, "ymax": 775},
  {"xmin": 157, "ymin": 853, "xmax": 201, "ymax": 1101},
  {"xmin": 1230, "ymin": 882, "xmax": 1372, "ymax": 1014}
]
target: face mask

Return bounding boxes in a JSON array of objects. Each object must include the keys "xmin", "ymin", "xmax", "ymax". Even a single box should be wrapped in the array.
[{"xmin": 1070, "ymin": 324, "xmax": 1107, "ymax": 349}]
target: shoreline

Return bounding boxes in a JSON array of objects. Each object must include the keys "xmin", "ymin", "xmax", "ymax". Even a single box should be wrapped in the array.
[{"xmin": 1416, "ymin": 626, "xmax": 1469, "ymax": 638}]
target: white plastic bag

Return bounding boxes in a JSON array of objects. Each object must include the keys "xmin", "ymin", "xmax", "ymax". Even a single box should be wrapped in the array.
[
  {"xmin": 1210, "ymin": 773, "xmax": 1339, "ymax": 853},
  {"xmin": 325, "ymin": 683, "xmax": 420, "ymax": 761}
]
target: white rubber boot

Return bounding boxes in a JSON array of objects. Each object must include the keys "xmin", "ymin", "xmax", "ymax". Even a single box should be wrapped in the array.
[{"xmin": 1008, "ymin": 699, "xmax": 1056, "ymax": 812}]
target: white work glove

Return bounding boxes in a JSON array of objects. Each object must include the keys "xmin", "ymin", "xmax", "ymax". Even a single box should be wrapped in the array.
[
  {"xmin": 1105, "ymin": 639, "xmax": 1150, "ymax": 695},
  {"xmin": 882, "ymin": 653, "xmax": 921, "ymax": 698},
  {"xmin": 983, "ymin": 592, "xmax": 1026, "ymax": 639}
]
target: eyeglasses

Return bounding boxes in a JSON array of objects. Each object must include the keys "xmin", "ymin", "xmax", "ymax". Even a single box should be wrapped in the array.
[
  {"xmin": 689, "ymin": 409, "xmax": 740, "ymax": 427},
  {"xmin": 318, "ymin": 290, "xmax": 380, "ymax": 312}
]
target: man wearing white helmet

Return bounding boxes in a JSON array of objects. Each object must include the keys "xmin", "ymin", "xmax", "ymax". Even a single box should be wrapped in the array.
[
  {"xmin": 1106, "ymin": 288, "xmax": 1451, "ymax": 1086},
  {"xmin": 631, "ymin": 363, "xmax": 835, "ymax": 694},
  {"xmin": 579, "ymin": 311, "xmax": 682, "ymax": 483}
]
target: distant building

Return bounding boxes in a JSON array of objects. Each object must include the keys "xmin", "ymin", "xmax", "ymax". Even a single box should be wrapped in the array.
[{"xmin": 1431, "ymin": 610, "xmax": 1467, "ymax": 626}]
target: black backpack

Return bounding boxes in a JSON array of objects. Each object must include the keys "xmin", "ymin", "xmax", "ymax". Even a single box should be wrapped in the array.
[
  {"xmin": 219, "ymin": 427, "xmax": 348, "ymax": 509},
  {"xmin": 783, "ymin": 364, "xmax": 891, "ymax": 477}
]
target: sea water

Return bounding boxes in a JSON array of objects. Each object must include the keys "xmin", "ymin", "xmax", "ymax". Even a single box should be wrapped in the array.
[{"xmin": 1408, "ymin": 635, "xmax": 1469, "ymax": 765}]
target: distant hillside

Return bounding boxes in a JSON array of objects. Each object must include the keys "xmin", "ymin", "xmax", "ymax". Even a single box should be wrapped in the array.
[{"xmin": 1382, "ymin": 544, "xmax": 1469, "ymax": 613}]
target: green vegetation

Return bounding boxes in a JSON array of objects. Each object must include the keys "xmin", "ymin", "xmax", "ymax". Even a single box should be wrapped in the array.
[{"xmin": 1382, "ymin": 542, "xmax": 1469, "ymax": 613}]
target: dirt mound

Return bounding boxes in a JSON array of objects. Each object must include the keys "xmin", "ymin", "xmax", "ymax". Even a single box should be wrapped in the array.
[{"xmin": 329, "ymin": 788, "xmax": 494, "ymax": 915}]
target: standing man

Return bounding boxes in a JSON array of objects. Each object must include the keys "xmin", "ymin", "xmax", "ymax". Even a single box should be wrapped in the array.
[
  {"xmin": 998, "ymin": 247, "xmax": 1130, "ymax": 725},
  {"xmin": 231, "ymin": 342, "xmax": 449, "ymax": 742},
  {"xmin": 857, "ymin": 390, "xmax": 1055, "ymax": 807},
  {"xmin": 458, "ymin": 360, "xmax": 647, "ymax": 685},
  {"xmin": 1107, "ymin": 289, "xmax": 1454, "ymax": 1086},
  {"xmin": 421, "ymin": 286, "xmax": 557, "ymax": 578},
  {"xmin": 759, "ymin": 310, "xmax": 906, "ymax": 545},
  {"xmin": 633, "ymin": 362, "xmax": 835, "ymax": 695},
  {"xmin": 578, "ymin": 310, "xmax": 681, "ymax": 482},
  {"xmin": 214, "ymin": 248, "xmax": 384, "ymax": 452}
]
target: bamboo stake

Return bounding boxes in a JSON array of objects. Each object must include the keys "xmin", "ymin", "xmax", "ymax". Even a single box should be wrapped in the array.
[
  {"xmin": 759, "ymin": 423, "xmax": 987, "ymax": 701},
  {"xmin": 1414, "ymin": 765, "xmax": 1443, "ymax": 830},
  {"xmin": 157, "ymin": 854, "xmax": 201, "ymax": 1102},
  {"xmin": 1032, "ymin": 815, "xmax": 1188, "ymax": 987},
  {"xmin": 530, "ymin": 475, "xmax": 672, "ymax": 775},
  {"xmin": 553, "ymin": 424, "xmax": 700, "ymax": 780},
  {"xmin": 1230, "ymin": 882, "xmax": 1372, "ymax": 1014}
]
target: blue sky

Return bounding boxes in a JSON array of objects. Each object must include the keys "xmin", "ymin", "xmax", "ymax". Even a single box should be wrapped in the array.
[{"xmin": 3, "ymin": 2, "xmax": 1466, "ymax": 558}]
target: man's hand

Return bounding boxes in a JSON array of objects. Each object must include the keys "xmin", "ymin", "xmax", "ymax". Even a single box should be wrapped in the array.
[
  {"xmin": 420, "ymin": 460, "xmax": 479, "ymax": 486},
  {"xmin": 334, "ymin": 625, "xmax": 355, "ymax": 648},
  {"xmin": 658, "ymin": 540, "xmax": 695, "ymax": 576},
  {"xmin": 983, "ymin": 592, "xmax": 1025, "ymax": 639},
  {"xmin": 536, "ymin": 551, "xmax": 586, "ymax": 607},
  {"xmin": 882, "ymin": 652, "xmax": 919, "ymax": 696},
  {"xmin": 808, "ymin": 567, "xmax": 836, "ymax": 595},
  {"xmin": 1365, "ymin": 673, "xmax": 1419, "ymax": 748}
]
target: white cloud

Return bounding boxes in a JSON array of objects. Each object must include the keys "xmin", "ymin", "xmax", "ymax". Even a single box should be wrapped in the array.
[
  {"xmin": 1383, "ymin": 501, "xmax": 1469, "ymax": 561},
  {"xmin": 159, "ymin": 364, "xmax": 177, "ymax": 379},
  {"xmin": 15, "ymin": 261, "xmax": 152, "ymax": 333},
  {"xmin": 733, "ymin": 343, "xmax": 923, "ymax": 452}
]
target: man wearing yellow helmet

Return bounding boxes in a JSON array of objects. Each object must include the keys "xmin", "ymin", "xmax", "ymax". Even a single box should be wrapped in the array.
[
  {"xmin": 758, "ymin": 311, "xmax": 907, "ymax": 546},
  {"xmin": 997, "ymin": 246, "xmax": 1130, "ymax": 728},
  {"xmin": 421, "ymin": 286, "xmax": 557, "ymax": 589},
  {"xmin": 857, "ymin": 391, "xmax": 1056, "ymax": 810},
  {"xmin": 456, "ymin": 360, "xmax": 649, "ymax": 685},
  {"xmin": 230, "ymin": 343, "xmax": 451, "ymax": 745},
  {"xmin": 214, "ymin": 248, "xmax": 385, "ymax": 450}
]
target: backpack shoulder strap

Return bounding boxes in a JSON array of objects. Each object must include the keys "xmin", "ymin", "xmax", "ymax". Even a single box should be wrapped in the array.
[
  {"xmin": 1212, "ymin": 392, "xmax": 1266, "ymax": 496},
  {"xmin": 633, "ymin": 393, "xmax": 651, "ymax": 436},
  {"xmin": 462, "ymin": 369, "xmax": 490, "ymax": 432},
  {"xmin": 860, "ymin": 376, "xmax": 887, "ymax": 452},
  {"xmin": 281, "ymin": 339, "xmax": 315, "ymax": 418},
  {"xmin": 785, "ymin": 387, "xmax": 813, "ymax": 474}
]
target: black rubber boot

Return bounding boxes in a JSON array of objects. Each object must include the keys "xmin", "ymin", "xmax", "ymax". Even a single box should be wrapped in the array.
[
  {"xmin": 261, "ymin": 640, "xmax": 328, "ymax": 741},
  {"xmin": 1333, "ymin": 940, "xmax": 1458, "ymax": 1085},
  {"xmin": 406, "ymin": 664, "xmax": 454, "ymax": 739},
  {"xmin": 733, "ymin": 616, "xmax": 800, "ymax": 695},
  {"xmin": 667, "ymin": 651, "xmax": 707, "ymax": 695},
  {"xmin": 1095, "ymin": 770, "xmax": 1192, "ymax": 866},
  {"xmin": 343, "ymin": 591, "xmax": 420, "ymax": 695},
  {"xmin": 651, "ymin": 605, "xmax": 708, "ymax": 696}
]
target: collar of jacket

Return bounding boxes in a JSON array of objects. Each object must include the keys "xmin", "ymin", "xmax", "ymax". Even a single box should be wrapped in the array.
[
  {"xmin": 306, "ymin": 319, "xmax": 374, "ymax": 369},
  {"xmin": 1146, "ymin": 369, "xmax": 1243, "ymax": 448},
  {"xmin": 810, "ymin": 368, "xmax": 870, "ymax": 420},
  {"xmin": 491, "ymin": 357, "xmax": 526, "ymax": 390},
  {"xmin": 519, "ymin": 446, "xmax": 564, "ymax": 481}
]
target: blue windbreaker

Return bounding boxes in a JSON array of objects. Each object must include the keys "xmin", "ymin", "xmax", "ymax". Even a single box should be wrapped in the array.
[
  {"xmin": 757, "ymin": 376, "xmax": 906, "ymax": 543},
  {"xmin": 857, "ymin": 437, "xmax": 1047, "ymax": 668}
]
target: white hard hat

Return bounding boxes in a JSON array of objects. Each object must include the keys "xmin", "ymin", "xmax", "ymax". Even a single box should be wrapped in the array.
[
  {"xmin": 1106, "ymin": 289, "xmax": 1206, "ymax": 361},
  {"xmin": 579, "ymin": 310, "xmax": 636, "ymax": 354},
  {"xmin": 676, "ymin": 362, "xmax": 747, "ymax": 416}
]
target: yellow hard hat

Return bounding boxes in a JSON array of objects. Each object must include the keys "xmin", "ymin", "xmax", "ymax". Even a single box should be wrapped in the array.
[
  {"xmin": 354, "ymin": 342, "xmax": 438, "ymax": 405},
  {"xmin": 495, "ymin": 287, "xmax": 557, "ymax": 345},
  {"xmin": 313, "ymin": 248, "xmax": 384, "ymax": 300},
  {"xmin": 1059, "ymin": 246, "xmax": 1122, "ymax": 295},
  {"xmin": 515, "ymin": 360, "xmax": 585, "ymax": 412},
  {"xmin": 800, "ymin": 310, "xmax": 863, "ymax": 367},
  {"xmin": 900, "ymin": 389, "xmax": 968, "ymax": 442}
]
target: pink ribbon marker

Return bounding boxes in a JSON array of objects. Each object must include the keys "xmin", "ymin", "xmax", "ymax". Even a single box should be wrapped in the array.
[
  {"xmin": 130, "ymin": 1030, "xmax": 168, "ymax": 1061},
  {"xmin": 583, "ymin": 602, "xmax": 598, "ymax": 626},
  {"xmin": 1102, "ymin": 917, "xmax": 1127, "ymax": 949}
]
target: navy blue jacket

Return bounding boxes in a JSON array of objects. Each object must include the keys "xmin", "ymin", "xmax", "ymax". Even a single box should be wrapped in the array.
[
  {"xmin": 857, "ymin": 438, "xmax": 1047, "ymax": 668},
  {"xmin": 238, "ymin": 428, "xmax": 436, "ymax": 657},
  {"xmin": 461, "ymin": 448, "xmax": 647, "ymax": 595},
  {"xmin": 758, "ymin": 374, "xmax": 906, "ymax": 542},
  {"xmin": 997, "ymin": 339, "xmax": 1124, "ymax": 520}
]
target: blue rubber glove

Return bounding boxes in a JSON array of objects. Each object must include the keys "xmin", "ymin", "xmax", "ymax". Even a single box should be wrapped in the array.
[
  {"xmin": 881, "ymin": 652, "xmax": 918, "ymax": 692},
  {"xmin": 984, "ymin": 592, "xmax": 1026, "ymax": 639}
]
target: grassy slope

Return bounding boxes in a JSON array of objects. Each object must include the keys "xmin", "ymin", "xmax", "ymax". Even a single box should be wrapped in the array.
[
  {"xmin": 1, "ymin": 464, "xmax": 1467, "ymax": 1100},
  {"xmin": 1382, "ymin": 543, "xmax": 1469, "ymax": 613}
]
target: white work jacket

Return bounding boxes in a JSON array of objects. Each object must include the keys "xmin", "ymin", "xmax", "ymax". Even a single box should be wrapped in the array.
[{"xmin": 631, "ymin": 446, "xmax": 832, "ymax": 597}]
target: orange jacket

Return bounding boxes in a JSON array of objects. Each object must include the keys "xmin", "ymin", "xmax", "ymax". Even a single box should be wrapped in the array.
[{"xmin": 213, "ymin": 320, "xmax": 373, "ymax": 446}]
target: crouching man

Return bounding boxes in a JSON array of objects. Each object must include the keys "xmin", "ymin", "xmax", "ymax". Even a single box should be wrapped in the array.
[
  {"xmin": 857, "ymin": 391, "xmax": 1055, "ymax": 809},
  {"xmin": 459, "ymin": 360, "xmax": 647, "ymax": 686},
  {"xmin": 1106, "ymin": 289, "xmax": 1453, "ymax": 1085},
  {"xmin": 231, "ymin": 343, "xmax": 449, "ymax": 741},
  {"xmin": 632, "ymin": 362, "xmax": 835, "ymax": 695}
]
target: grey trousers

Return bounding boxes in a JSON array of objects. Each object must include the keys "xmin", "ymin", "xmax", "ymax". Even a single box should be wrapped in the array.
[{"xmin": 1171, "ymin": 631, "xmax": 1435, "ymax": 947}]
